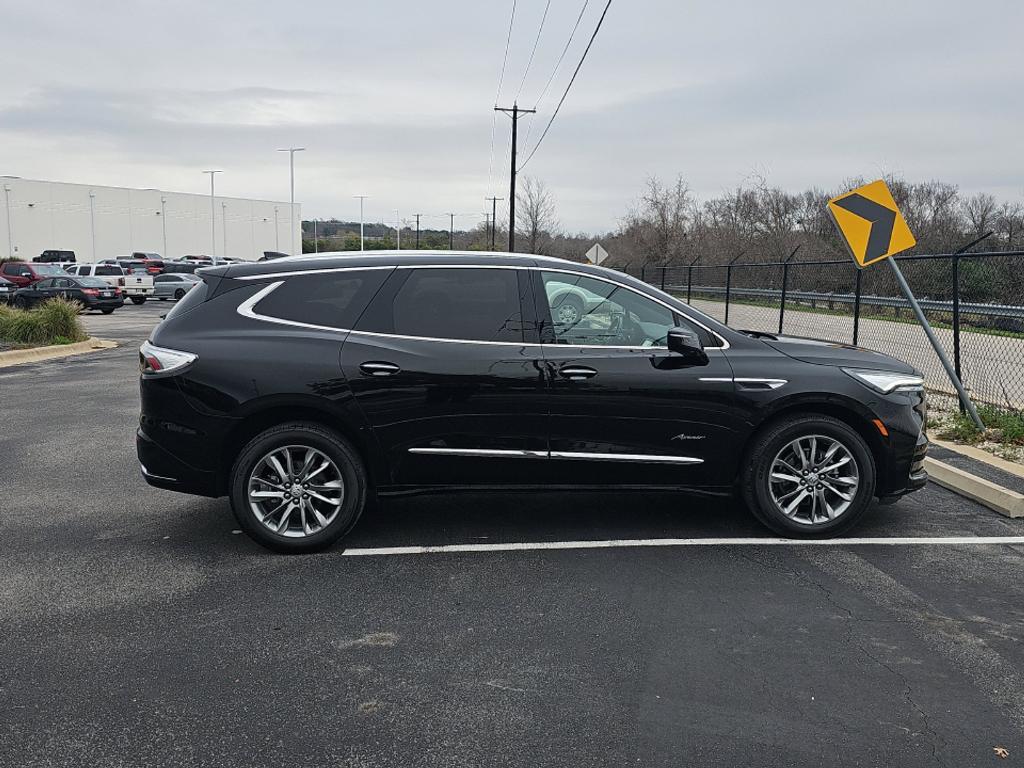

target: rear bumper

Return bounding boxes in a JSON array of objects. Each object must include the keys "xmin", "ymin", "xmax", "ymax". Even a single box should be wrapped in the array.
[
  {"xmin": 137, "ymin": 426, "xmax": 220, "ymax": 497},
  {"xmin": 85, "ymin": 297, "xmax": 124, "ymax": 309}
]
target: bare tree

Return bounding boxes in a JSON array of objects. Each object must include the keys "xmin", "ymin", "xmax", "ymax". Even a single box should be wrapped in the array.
[
  {"xmin": 622, "ymin": 175, "xmax": 694, "ymax": 264},
  {"xmin": 515, "ymin": 177, "xmax": 558, "ymax": 254},
  {"xmin": 963, "ymin": 192, "xmax": 998, "ymax": 238}
]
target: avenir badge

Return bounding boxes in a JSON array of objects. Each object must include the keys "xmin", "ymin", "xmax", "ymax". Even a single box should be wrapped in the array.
[{"xmin": 827, "ymin": 179, "xmax": 916, "ymax": 268}]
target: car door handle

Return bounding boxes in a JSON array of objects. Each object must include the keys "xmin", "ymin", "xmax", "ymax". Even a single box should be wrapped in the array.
[
  {"xmin": 359, "ymin": 361, "xmax": 401, "ymax": 377},
  {"xmin": 558, "ymin": 365, "xmax": 597, "ymax": 381}
]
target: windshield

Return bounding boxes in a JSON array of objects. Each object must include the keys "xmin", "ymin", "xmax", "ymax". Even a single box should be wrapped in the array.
[{"xmin": 35, "ymin": 264, "xmax": 67, "ymax": 276}]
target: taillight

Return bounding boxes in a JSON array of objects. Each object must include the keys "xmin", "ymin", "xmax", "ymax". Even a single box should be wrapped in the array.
[
  {"xmin": 82, "ymin": 288, "xmax": 100, "ymax": 296},
  {"xmin": 119, "ymin": 277, "xmax": 126, "ymax": 286},
  {"xmin": 139, "ymin": 340, "xmax": 197, "ymax": 375}
]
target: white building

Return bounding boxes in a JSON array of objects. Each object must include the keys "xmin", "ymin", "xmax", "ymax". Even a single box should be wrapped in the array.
[{"xmin": 0, "ymin": 177, "xmax": 299, "ymax": 263}]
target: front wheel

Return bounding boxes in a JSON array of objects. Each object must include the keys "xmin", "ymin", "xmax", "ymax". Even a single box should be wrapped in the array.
[
  {"xmin": 229, "ymin": 423, "xmax": 368, "ymax": 553},
  {"xmin": 173, "ymin": 288, "xmax": 186, "ymax": 300},
  {"xmin": 742, "ymin": 415, "xmax": 876, "ymax": 537},
  {"xmin": 101, "ymin": 308, "xmax": 115, "ymax": 314},
  {"xmin": 130, "ymin": 296, "xmax": 146, "ymax": 305}
]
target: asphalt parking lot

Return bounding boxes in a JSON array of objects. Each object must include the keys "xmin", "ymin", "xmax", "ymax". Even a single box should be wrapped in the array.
[{"xmin": 3, "ymin": 301, "xmax": 1024, "ymax": 767}]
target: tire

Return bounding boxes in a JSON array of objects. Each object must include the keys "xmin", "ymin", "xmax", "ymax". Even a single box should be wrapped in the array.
[
  {"xmin": 13, "ymin": 296, "xmax": 27, "ymax": 309},
  {"xmin": 173, "ymin": 288, "xmax": 186, "ymax": 300},
  {"xmin": 551, "ymin": 293, "xmax": 584, "ymax": 325},
  {"xmin": 741, "ymin": 414, "xmax": 876, "ymax": 538},
  {"xmin": 229, "ymin": 422, "xmax": 368, "ymax": 553},
  {"xmin": 130, "ymin": 296, "xmax": 146, "ymax": 305},
  {"xmin": 158, "ymin": 297, "xmax": 167, "ymax": 301},
  {"xmin": 101, "ymin": 308, "xmax": 114, "ymax": 314}
]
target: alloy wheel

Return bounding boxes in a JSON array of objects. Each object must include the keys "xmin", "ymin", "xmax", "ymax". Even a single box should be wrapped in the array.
[
  {"xmin": 767, "ymin": 434, "xmax": 860, "ymax": 526},
  {"xmin": 247, "ymin": 445, "xmax": 345, "ymax": 538}
]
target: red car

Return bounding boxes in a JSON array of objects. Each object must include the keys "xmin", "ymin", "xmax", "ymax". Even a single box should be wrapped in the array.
[
  {"xmin": 0, "ymin": 261, "xmax": 69, "ymax": 288},
  {"xmin": 131, "ymin": 253, "xmax": 165, "ymax": 275}
]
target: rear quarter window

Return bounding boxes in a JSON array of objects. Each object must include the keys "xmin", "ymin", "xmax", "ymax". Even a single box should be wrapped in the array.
[{"xmin": 253, "ymin": 270, "xmax": 391, "ymax": 329}]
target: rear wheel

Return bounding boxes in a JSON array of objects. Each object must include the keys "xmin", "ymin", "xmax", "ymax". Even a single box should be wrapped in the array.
[
  {"xmin": 13, "ymin": 296, "xmax": 27, "ymax": 309},
  {"xmin": 742, "ymin": 415, "xmax": 876, "ymax": 538},
  {"xmin": 229, "ymin": 422, "xmax": 367, "ymax": 553},
  {"xmin": 101, "ymin": 308, "xmax": 114, "ymax": 314},
  {"xmin": 130, "ymin": 296, "xmax": 146, "ymax": 305}
]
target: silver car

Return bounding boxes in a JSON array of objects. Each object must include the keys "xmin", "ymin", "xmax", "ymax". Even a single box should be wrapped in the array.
[{"xmin": 153, "ymin": 273, "xmax": 202, "ymax": 301}]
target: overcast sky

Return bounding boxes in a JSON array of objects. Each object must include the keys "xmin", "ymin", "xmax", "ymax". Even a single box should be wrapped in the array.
[{"xmin": 1, "ymin": 0, "xmax": 1021, "ymax": 232}]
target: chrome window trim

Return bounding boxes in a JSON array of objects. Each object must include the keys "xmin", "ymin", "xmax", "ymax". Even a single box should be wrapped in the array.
[
  {"xmin": 235, "ymin": 263, "xmax": 729, "ymax": 351},
  {"xmin": 408, "ymin": 447, "xmax": 703, "ymax": 465}
]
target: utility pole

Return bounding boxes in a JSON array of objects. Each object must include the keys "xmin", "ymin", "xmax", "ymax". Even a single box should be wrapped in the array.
[
  {"xmin": 484, "ymin": 212, "xmax": 491, "ymax": 245},
  {"xmin": 277, "ymin": 147, "xmax": 305, "ymax": 255},
  {"xmin": 202, "ymin": 170, "xmax": 222, "ymax": 256},
  {"xmin": 414, "ymin": 213, "xmax": 422, "ymax": 248},
  {"xmin": 447, "ymin": 212, "xmax": 455, "ymax": 250},
  {"xmin": 313, "ymin": 218, "xmax": 318, "ymax": 254},
  {"xmin": 494, "ymin": 103, "xmax": 535, "ymax": 252},
  {"xmin": 354, "ymin": 195, "xmax": 368, "ymax": 250},
  {"xmin": 485, "ymin": 196, "xmax": 503, "ymax": 250}
]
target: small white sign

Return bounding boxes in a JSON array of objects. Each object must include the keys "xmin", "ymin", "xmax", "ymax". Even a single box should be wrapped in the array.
[{"xmin": 585, "ymin": 243, "xmax": 609, "ymax": 265}]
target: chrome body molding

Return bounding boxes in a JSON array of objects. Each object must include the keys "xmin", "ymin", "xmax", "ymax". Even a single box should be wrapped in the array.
[
  {"xmin": 408, "ymin": 447, "xmax": 703, "ymax": 465},
  {"xmin": 408, "ymin": 448, "xmax": 548, "ymax": 459},
  {"xmin": 699, "ymin": 377, "xmax": 787, "ymax": 390}
]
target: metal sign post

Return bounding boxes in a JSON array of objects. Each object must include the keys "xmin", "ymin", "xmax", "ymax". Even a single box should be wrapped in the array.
[{"xmin": 887, "ymin": 258, "xmax": 983, "ymax": 427}]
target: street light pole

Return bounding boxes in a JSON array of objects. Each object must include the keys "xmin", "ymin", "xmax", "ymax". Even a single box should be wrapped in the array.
[
  {"xmin": 202, "ymin": 170, "xmax": 222, "ymax": 256},
  {"xmin": 89, "ymin": 191, "xmax": 97, "ymax": 261},
  {"xmin": 395, "ymin": 209, "xmax": 401, "ymax": 250},
  {"xmin": 159, "ymin": 195, "xmax": 167, "ymax": 258},
  {"xmin": 2, "ymin": 185, "xmax": 11, "ymax": 258},
  {"xmin": 447, "ymin": 212, "xmax": 455, "ymax": 250},
  {"xmin": 221, "ymin": 201, "xmax": 228, "ymax": 255},
  {"xmin": 277, "ymin": 147, "xmax": 305, "ymax": 256},
  {"xmin": 274, "ymin": 206, "xmax": 280, "ymax": 251},
  {"xmin": 354, "ymin": 195, "xmax": 368, "ymax": 250},
  {"xmin": 313, "ymin": 218, "xmax": 318, "ymax": 254}
]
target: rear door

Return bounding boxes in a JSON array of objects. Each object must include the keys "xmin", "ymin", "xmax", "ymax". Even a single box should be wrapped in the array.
[{"xmin": 342, "ymin": 265, "xmax": 548, "ymax": 487}]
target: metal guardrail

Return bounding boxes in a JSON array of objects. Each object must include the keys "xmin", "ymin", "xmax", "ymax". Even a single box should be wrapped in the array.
[{"xmin": 678, "ymin": 285, "xmax": 1024, "ymax": 320}]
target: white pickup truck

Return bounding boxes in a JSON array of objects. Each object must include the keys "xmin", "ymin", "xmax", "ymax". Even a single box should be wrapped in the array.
[{"xmin": 66, "ymin": 263, "xmax": 154, "ymax": 304}]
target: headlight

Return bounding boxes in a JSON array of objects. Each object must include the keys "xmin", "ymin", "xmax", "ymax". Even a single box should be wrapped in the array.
[{"xmin": 842, "ymin": 368, "xmax": 924, "ymax": 394}]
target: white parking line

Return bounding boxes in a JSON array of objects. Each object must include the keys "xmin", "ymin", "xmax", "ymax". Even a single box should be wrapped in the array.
[{"xmin": 342, "ymin": 536, "xmax": 1024, "ymax": 557}]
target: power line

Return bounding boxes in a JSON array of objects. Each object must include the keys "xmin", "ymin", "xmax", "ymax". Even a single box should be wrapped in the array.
[
  {"xmin": 521, "ymin": 0, "xmax": 591, "ymax": 159},
  {"xmin": 487, "ymin": 0, "xmax": 518, "ymax": 197},
  {"xmin": 515, "ymin": 0, "xmax": 552, "ymax": 102},
  {"xmin": 517, "ymin": 0, "xmax": 613, "ymax": 172}
]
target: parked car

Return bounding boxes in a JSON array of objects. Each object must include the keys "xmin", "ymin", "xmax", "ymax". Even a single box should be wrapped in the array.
[
  {"xmin": 66, "ymin": 263, "xmax": 154, "ymax": 304},
  {"xmin": 162, "ymin": 261, "xmax": 200, "ymax": 275},
  {"xmin": 14, "ymin": 275, "xmax": 124, "ymax": 313},
  {"xmin": 34, "ymin": 249, "xmax": 76, "ymax": 264},
  {"xmin": 260, "ymin": 251, "xmax": 289, "ymax": 261},
  {"xmin": 138, "ymin": 251, "xmax": 928, "ymax": 553},
  {"xmin": 0, "ymin": 261, "xmax": 69, "ymax": 288},
  {"xmin": 153, "ymin": 273, "xmax": 201, "ymax": 300},
  {"xmin": 131, "ymin": 253, "xmax": 165, "ymax": 274},
  {"xmin": 0, "ymin": 275, "xmax": 15, "ymax": 303}
]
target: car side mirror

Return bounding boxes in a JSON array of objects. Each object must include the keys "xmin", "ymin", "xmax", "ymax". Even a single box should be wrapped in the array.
[
  {"xmin": 666, "ymin": 327, "xmax": 709, "ymax": 366},
  {"xmin": 20, "ymin": 271, "xmax": 32, "ymax": 278}
]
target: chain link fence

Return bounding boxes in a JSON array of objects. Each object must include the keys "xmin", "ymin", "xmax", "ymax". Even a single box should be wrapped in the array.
[{"xmin": 628, "ymin": 251, "xmax": 1024, "ymax": 411}]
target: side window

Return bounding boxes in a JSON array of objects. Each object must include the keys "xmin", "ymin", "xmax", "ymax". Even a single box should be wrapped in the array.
[
  {"xmin": 154, "ymin": 275, "xmax": 170, "ymax": 283},
  {"xmin": 538, "ymin": 271, "xmax": 688, "ymax": 348},
  {"xmin": 357, "ymin": 268, "xmax": 525, "ymax": 343},
  {"xmin": 254, "ymin": 270, "xmax": 391, "ymax": 329},
  {"xmin": 35, "ymin": 278, "xmax": 54, "ymax": 289},
  {"xmin": 1, "ymin": 263, "xmax": 17, "ymax": 276}
]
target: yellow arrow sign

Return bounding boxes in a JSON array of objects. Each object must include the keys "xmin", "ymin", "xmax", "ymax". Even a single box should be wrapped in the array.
[{"xmin": 827, "ymin": 179, "xmax": 916, "ymax": 268}]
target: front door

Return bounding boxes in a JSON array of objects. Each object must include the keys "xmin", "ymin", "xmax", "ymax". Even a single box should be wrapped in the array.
[
  {"xmin": 342, "ymin": 266, "xmax": 548, "ymax": 487},
  {"xmin": 532, "ymin": 268, "xmax": 740, "ymax": 488}
]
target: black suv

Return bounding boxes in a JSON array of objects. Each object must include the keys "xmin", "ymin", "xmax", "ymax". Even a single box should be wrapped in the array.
[{"xmin": 138, "ymin": 252, "xmax": 928, "ymax": 552}]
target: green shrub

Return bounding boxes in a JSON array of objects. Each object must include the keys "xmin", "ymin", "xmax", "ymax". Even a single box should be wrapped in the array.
[{"xmin": 0, "ymin": 298, "xmax": 88, "ymax": 346}]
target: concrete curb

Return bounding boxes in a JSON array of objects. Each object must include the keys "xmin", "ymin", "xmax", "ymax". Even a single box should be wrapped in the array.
[
  {"xmin": 930, "ymin": 437, "xmax": 1024, "ymax": 480},
  {"xmin": 0, "ymin": 338, "xmax": 118, "ymax": 368},
  {"xmin": 925, "ymin": 457, "xmax": 1024, "ymax": 519}
]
